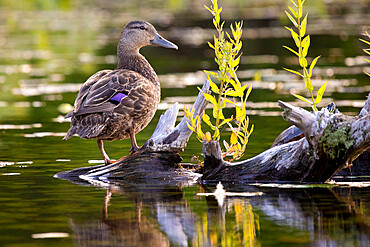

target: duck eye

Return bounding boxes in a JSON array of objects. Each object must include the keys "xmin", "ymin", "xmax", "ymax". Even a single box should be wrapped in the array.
[{"xmin": 139, "ymin": 26, "xmax": 146, "ymax": 30}]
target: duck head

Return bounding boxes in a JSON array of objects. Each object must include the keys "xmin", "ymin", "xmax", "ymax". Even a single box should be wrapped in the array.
[{"xmin": 118, "ymin": 20, "xmax": 178, "ymax": 56}]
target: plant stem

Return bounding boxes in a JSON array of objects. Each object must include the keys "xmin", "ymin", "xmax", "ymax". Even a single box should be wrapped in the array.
[
  {"xmin": 309, "ymin": 90, "xmax": 317, "ymax": 111},
  {"xmin": 297, "ymin": 2, "xmax": 317, "ymax": 111},
  {"xmin": 214, "ymin": 22, "xmax": 223, "ymax": 131}
]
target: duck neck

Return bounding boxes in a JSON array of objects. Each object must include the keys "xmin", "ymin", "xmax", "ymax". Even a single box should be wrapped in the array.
[{"xmin": 116, "ymin": 50, "xmax": 159, "ymax": 85}]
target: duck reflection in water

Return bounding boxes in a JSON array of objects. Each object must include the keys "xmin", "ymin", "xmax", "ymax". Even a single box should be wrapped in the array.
[
  {"xmin": 68, "ymin": 183, "xmax": 370, "ymax": 247},
  {"xmin": 64, "ymin": 21, "xmax": 178, "ymax": 165}
]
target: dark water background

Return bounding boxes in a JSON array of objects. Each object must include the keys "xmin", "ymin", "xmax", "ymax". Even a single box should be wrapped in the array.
[{"xmin": 0, "ymin": 0, "xmax": 369, "ymax": 246}]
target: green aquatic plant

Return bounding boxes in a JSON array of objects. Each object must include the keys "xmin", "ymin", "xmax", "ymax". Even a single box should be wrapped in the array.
[
  {"xmin": 360, "ymin": 29, "xmax": 370, "ymax": 76},
  {"xmin": 185, "ymin": 0, "xmax": 253, "ymax": 161},
  {"xmin": 284, "ymin": 0, "xmax": 327, "ymax": 111}
]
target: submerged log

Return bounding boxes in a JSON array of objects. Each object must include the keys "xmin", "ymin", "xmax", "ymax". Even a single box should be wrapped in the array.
[{"xmin": 202, "ymin": 93, "xmax": 370, "ymax": 183}]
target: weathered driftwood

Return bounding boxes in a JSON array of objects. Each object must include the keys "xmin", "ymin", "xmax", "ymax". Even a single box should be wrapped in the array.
[
  {"xmin": 56, "ymin": 77, "xmax": 369, "ymax": 184},
  {"xmin": 55, "ymin": 80, "xmax": 210, "ymax": 185},
  {"xmin": 336, "ymin": 149, "xmax": 370, "ymax": 176},
  {"xmin": 202, "ymin": 93, "xmax": 370, "ymax": 183}
]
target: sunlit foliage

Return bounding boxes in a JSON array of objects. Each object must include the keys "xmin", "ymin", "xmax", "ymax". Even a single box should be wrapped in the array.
[
  {"xmin": 284, "ymin": 0, "xmax": 327, "ymax": 111},
  {"xmin": 360, "ymin": 29, "xmax": 370, "ymax": 76},
  {"xmin": 191, "ymin": 200, "xmax": 260, "ymax": 247},
  {"xmin": 185, "ymin": 0, "xmax": 253, "ymax": 161}
]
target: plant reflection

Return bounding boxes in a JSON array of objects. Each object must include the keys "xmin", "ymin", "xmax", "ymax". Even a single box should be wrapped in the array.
[
  {"xmin": 68, "ymin": 182, "xmax": 370, "ymax": 247},
  {"xmin": 69, "ymin": 183, "xmax": 260, "ymax": 247},
  {"xmin": 192, "ymin": 198, "xmax": 259, "ymax": 247}
]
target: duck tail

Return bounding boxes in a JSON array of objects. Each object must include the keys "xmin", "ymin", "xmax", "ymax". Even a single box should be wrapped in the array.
[
  {"xmin": 63, "ymin": 114, "xmax": 107, "ymax": 140},
  {"xmin": 63, "ymin": 127, "xmax": 76, "ymax": 140}
]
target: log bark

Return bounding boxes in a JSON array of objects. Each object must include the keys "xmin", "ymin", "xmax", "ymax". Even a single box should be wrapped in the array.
[{"xmin": 202, "ymin": 93, "xmax": 370, "ymax": 183}]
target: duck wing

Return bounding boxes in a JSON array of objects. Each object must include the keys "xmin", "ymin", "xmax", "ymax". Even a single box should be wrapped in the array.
[
  {"xmin": 65, "ymin": 70, "xmax": 112, "ymax": 118},
  {"xmin": 67, "ymin": 69, "xmax": 151, "ymax": 117}
]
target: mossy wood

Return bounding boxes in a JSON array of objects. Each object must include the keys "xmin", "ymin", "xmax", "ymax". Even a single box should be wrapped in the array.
[
  {"xmin": 56, "ymin": 80, "xmax": 369, "ymax": 184},
  {"xmin": 202, "ymin": 93, "xmax": 369, "ymax": 183}
]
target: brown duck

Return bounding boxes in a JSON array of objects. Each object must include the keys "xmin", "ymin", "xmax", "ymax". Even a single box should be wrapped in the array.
[{"xmin": 64, "ymin": 21, "xmax": 178, "ymax": 165}]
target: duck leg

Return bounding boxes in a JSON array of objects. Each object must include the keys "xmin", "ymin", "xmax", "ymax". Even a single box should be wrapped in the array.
[
  {"xmin": 97, "ymin": 139, "xmax": 113, "ymax": 165},
  {"xmin": 129, "ymin": 129, "xmax": 140, "ymax": 154},
  {"xmin": 111, "ymin": 129, "xmax": 138, "ymax": 163}
]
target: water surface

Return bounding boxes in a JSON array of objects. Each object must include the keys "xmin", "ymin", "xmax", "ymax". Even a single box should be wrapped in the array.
[{"xmin": 0, "ymin": 0, "xmax": 369, "ymax": 246}]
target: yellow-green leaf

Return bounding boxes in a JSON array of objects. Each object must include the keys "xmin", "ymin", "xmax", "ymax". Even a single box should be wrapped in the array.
[
  {"xmin": 196, "ymin": 120, "xmax": 204, "ymax": 140},
  {"xmin": 283, "ymin": 45, "xmax": 299, "ymax": 56},
  {"xmin": 221, "ymin": 99, "xmax": 227, "ymax": 108},
  {"xmin": 220, "ymin": 117, "xmax": 233, "ymax": 126},
  {"xmin": 299, "ymin": 57, "xmax": 307, "ymax": 67},
  {"xmin": 229, "ymin": 78, "xmax": 241, "ymax": 91},
  {"xmin": 301, "ymin": 35, "xmax": 310, "ymax": 57},
  {"xmin": 302, "ymin": 34, "xmax": 310, "ymax": 45},
  {"xmin": 215, "ymin": 13, "xmax": 220, "ymax": 24},
  {"xmin": 249, "ymin": 124, "xmax": 254, "ymax": 136},
  {"xmin": 236, "ymin": 103, "xmax": 246, "ymax": 122},
  {"xmin": 237, "ymin": 84, "xmax": 249, "ymax": 97},
  {"xmin": 212, "ymin": 105, "xmax": 218, "ymax": 118},
  {"xmin": 245, "ymin": 84, "xmax": 253, "ymax": 100},
  {"xmin": 290, "ymin": 0, "xmax": 298, "ymax": 8},
  {"xmin": 218, "ymin": 7, "xmax": 223, "ymax": 15},
  {"xmin": 225, "ymin": 90, "xmax": 240, "ymax": 97},
  {"xmin": 204, "ymin": 70, "xmax": 218, "ymax": 77},
  {"xmin": 212, "ymin": 18, "xmax": 217, "ymax": 29},
  {"xmin": 232, "ymin": 55, "xmax": 241, "ymax": 68},
  {"xmin": 309, "ymin": 55, "xmax": 321, "ymax": 77},
  {"xmin": 225, "ymin": 98, "xmax": 236, "ymax": 105},
  {"xmin": 235, "ymin": 104, "xmax": 242, "ymax": 120},
  {"xmin": 304, "ymin": 77, "xmax": 313, "ymax": 90},
  {"xmin": 283, "ymin": 67, "xmax": 303, "ymax": 77},
  {"xmin": 202, "ymin": 112, "xmax": 210, "ymax": 122},
  {"xmin": 183, "ymin": 106, "xmax": 190, "ymax": 118},
  {"xmin": 300, "ymin": 14, "xmax": 308, "ymax": 37},
  {"xmin": 297, "ymin": 4, "xmax": 302, "ymax": 18},
  {"xmin": 186, "ymin": 121, "xmax": 196, "ymax": 132},
  {"xmin": 232, "ymin": 146, "xmax": 240, "ymax": 159},
  {"xmin": 208, "ymin": 41, "xmax": 215, "ymax": 49},
  {"xmin": 315, "ymin": 81, "xmax": 327, "ymax": 104},
  {"xmin": 202, "ymin": 113, "xmax": 216, "ymax": 130},
  {"xmin": 288, "ymin": 6, "xmax": 298, "ymax": 18},
  {"xmin": 218, "ymin": 109, "xmax": 225, "ymax": 119},
  {"xmin": 204, "ymin": 5, "xmax": 212, "ymax": 14},
  {"xmin": 202, "ymin": 91, "xmax": 217, "ymax": 105},
  {"xmin": 213, "ymin": 128, "xmax": 220, "ymax": 140},
  {"xmin": 230, "ymin": 132, "xmax": 238, "ymax": 144},
  {"xmin": 292, "ymin": 93, "xmax": 312, "ymax": 104},
  {"xmin": 285, "ymin": 11, "xmax": 298, "ymax": 27},
  {"xmin": 360, "ymin": 38, "xmax": 370, "ymax": 46},
  {"xmin": 235, "ymin": 42, "xmax": 242, "ymax": 53},
  {"xmin": 285, "ymin": 27, "xmax": 300, "ymax": 48},
  {"xmin": 213, "ymin": 105, "xmax": 225, "ymax": 120},
  {"xmin": 207, "ymin": 76, "xmax": 220, "ymax": 94}
]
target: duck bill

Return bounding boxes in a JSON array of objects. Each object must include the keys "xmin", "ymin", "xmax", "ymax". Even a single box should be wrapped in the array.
[{"xmin": 151, "ymin": 33, "xmax": 178, "ymax": 50}]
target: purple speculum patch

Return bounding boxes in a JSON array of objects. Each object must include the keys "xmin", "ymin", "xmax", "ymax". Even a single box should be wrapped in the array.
[{"xmin": 110, "ymin": 93, "xmax": 127, "ymax": 103}]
